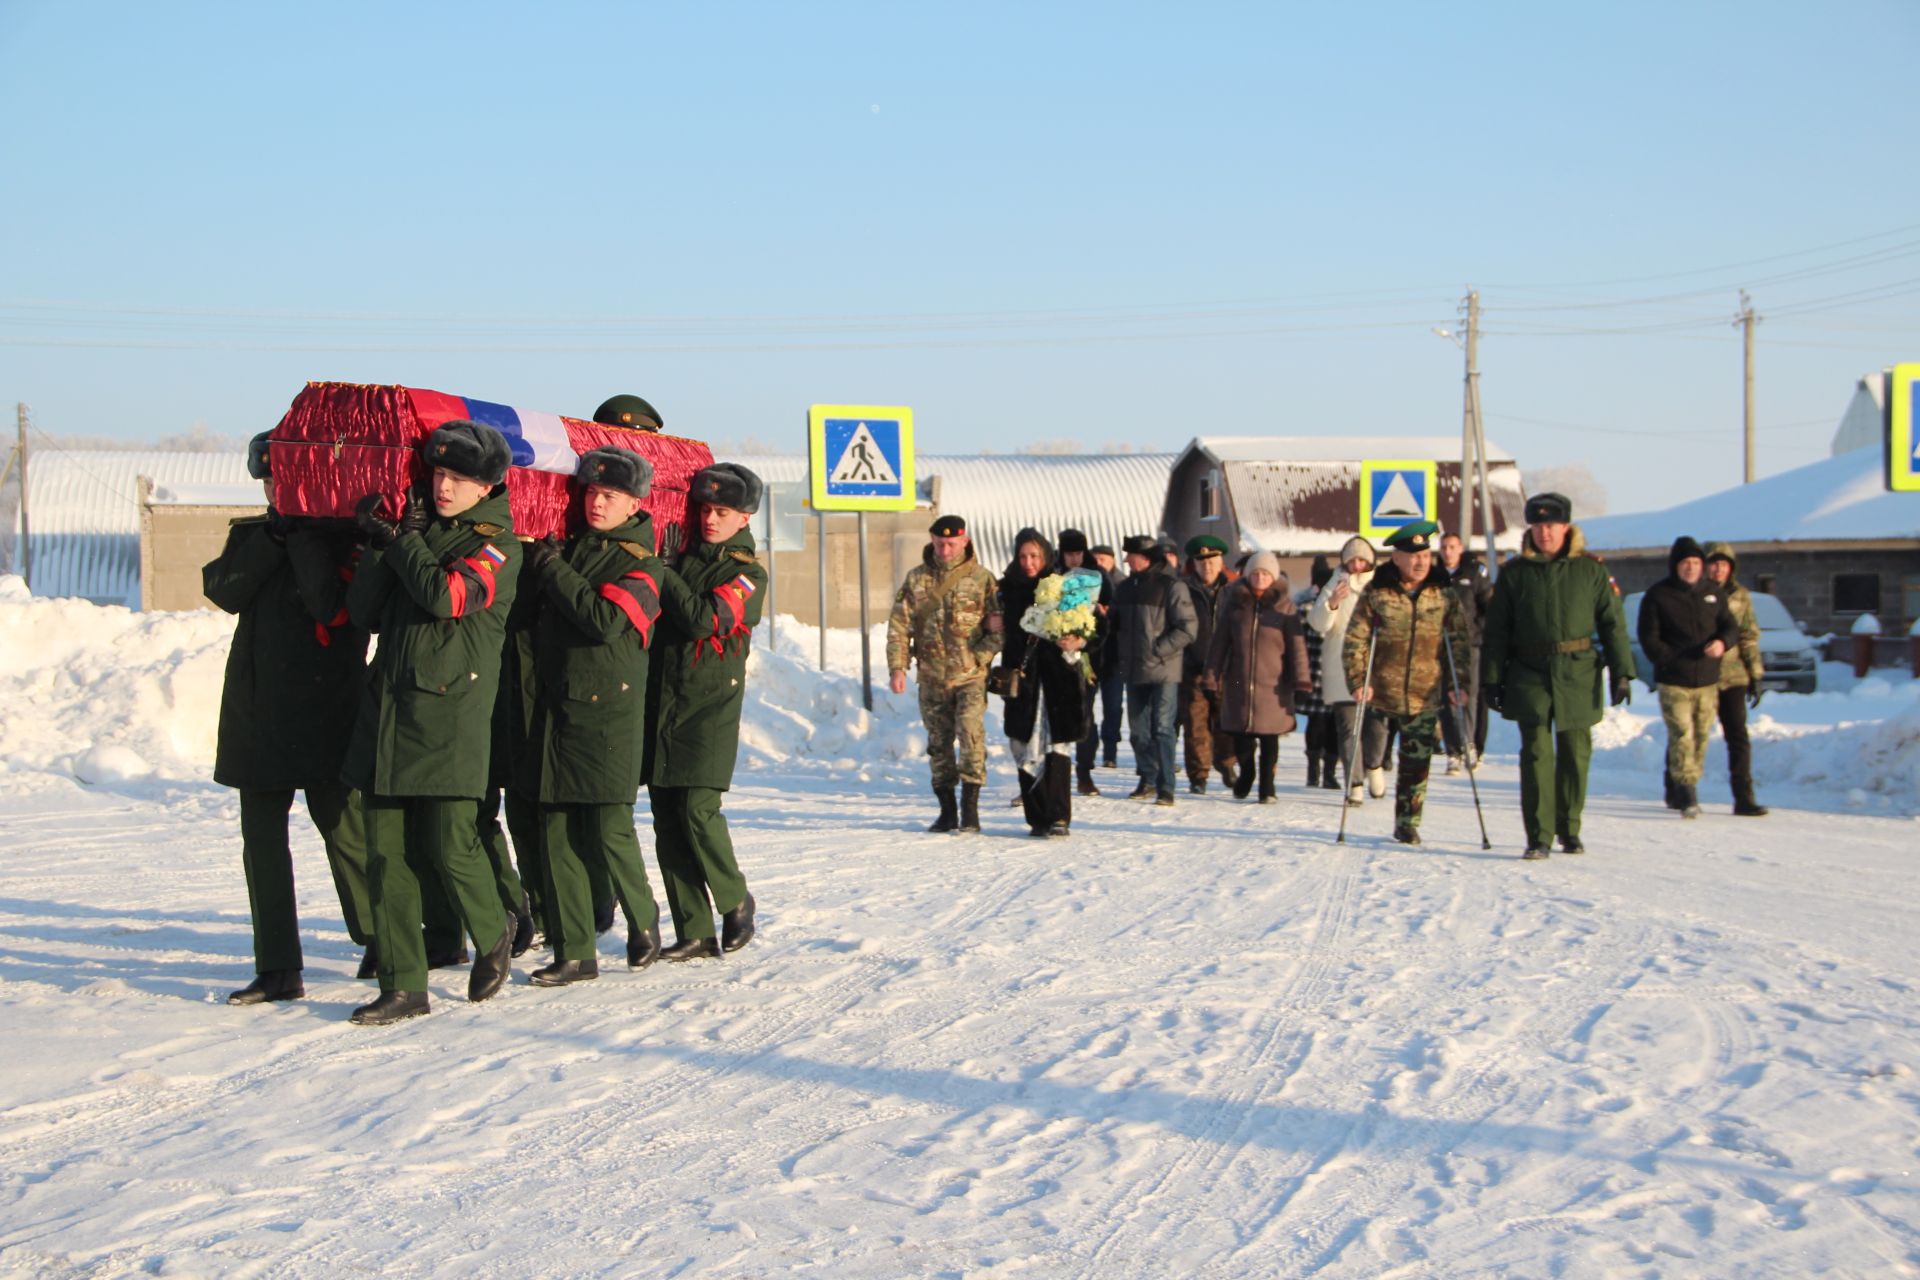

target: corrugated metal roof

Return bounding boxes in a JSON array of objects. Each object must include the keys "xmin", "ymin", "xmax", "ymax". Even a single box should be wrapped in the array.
[
  {"xmin": 17, "ymin": 451, "xmax": 253, "ymax": 605},
  {"xmin": 1189, "ymin": 435, "xmax": 1514, "ymax": 464},
  {"xmin": 731, "ymin": 452, "xmax": 1175, "ymax": 567}
]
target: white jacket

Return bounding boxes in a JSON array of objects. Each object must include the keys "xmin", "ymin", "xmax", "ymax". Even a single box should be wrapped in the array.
[{"xmin": 1305, "ymin": 565, "xmax": 1374, "ymax": 703}]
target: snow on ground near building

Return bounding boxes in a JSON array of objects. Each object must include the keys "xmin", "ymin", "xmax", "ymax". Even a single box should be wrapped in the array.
[{"xmin": 1, "ymin": 577, "xmax": 1917, "ymax": 1277}]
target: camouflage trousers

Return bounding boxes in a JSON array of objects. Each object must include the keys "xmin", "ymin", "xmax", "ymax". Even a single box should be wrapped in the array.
[
  {"xmin": 1658, "ymin": 684, "xmax": 1717, "ymax": 786},
  {"xmin": 920, "ymin": 677, "xmax": 989, "ymax": 787},
  {"xmin": 1180, "ymin": 679, "xmax": 1237, "ymax": 784},
  {"xmin": 1364, "ymin": 706, "xmax": 1441, "ymax": 829}
]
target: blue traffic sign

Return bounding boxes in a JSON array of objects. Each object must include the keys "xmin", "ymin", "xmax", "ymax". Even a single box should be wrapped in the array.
[
  {"xmin": 808, "ymin": 404, "xmax": 916, "ymax": 511},
  {"xmin": 1357, "ymin": 459, "xmax": 1437, "ymax": 541}
]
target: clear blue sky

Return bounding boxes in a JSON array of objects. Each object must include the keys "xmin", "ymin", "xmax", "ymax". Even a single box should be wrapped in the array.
[{"xmin": 4, "ymin": 1, "xmax": 1916, "ymax": 514}]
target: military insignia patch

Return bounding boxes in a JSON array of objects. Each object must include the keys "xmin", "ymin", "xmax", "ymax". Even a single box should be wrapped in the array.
[{"xmin": 480, "ymin": 544, "xmax": 507, "ymax": 567}]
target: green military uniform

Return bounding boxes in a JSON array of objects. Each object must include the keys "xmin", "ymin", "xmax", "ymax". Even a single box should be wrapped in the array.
[
  {"xmin": 1481, "ymin": 524, "xmax": 1634, "ymax": 849},
  {"xmin": 480, "ymin": 584, "xmax": 545, "ymax": 938},
  {"xmin": 523, "ymin": 513, "xmax": 665, "ymax": 965},
  {"xmin": 886, "ymin": 544, "xmax": 1003, "ymax": 788},
  {"xmin": 646, "ymin": 526, "xmax": 768, "ymax": 943},
  {"xmin": 205, "ymin": 516, "xmax": 372, "ymax": 977},
  {"xmin": 343, "ymin": 486, "xmax": 519, "ymax": 994},
  {"xmin": 1342, "ymin": 532, "xmax": 1471, "ymax": 838}
]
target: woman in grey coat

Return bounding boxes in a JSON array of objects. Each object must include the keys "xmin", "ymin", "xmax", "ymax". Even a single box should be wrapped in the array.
[{"xmin": 1205, "ymin": 553, "xmax": 1312, "ymax": 803}]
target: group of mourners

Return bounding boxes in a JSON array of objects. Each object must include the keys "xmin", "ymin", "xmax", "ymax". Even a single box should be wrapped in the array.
[
  {"xmin": 888, "ymin": 491, "xmax": 1772, "ymax": 859},
  {"xmin": 209, "ymin": 396, "xmax": 770, "ymax": 1025}
]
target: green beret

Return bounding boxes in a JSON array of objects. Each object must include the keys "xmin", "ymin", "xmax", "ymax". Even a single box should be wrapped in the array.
[
  {"xmin": 1184, "ymin": 534, "xmax": 1228, "ymax": 559},
  {"xmin": 1383, "ymin": 520, "xmax": 1440, "ymax": 552}
]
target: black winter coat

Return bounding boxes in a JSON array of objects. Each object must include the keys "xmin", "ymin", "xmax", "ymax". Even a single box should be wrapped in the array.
[
  {"xmin": 1638, "ymin": 575, "xmax": 1739, "ymax": 689},
  {"xmin": 1181, "ymin": 571, "xmax": 1232, "ymax": 681},
  {"xmin": 205, "ymin": 518, "xmax": 369, "ymax": 790},
  {"xmin": 997, "ymin": 561, "xmax": 1091, "ymax": 747}
]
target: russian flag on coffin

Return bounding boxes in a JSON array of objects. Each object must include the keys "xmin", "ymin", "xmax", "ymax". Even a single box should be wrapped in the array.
[{"xmin": 405, "ymin": 388, "xmax": 578, "ymax": 475}]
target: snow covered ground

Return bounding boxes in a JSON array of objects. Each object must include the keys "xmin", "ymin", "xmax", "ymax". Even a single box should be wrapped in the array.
[{"xmin": 1, "ymin": 577, "xmax": 1917, "ymax": 1278}]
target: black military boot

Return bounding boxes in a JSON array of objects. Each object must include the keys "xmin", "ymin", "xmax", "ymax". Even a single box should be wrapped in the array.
[
  {"xmin": 628, "ymin": 901, "xmax": 662, "ymax": 969},
  {"xmin": 468, "ymin": 925, "xmax": 514, "ymax": 1002},
  {"xmin": 1189, "ymin": 777, "xmax": 1208, "ymax": 795},
  {"xmin": 928, "ymin": 785, "xmax": 959, "ymax": 833},
  {"xmin": 228, "ymin": 968, "xmax": 303, "ymax": 1005},
  {"xmin": 661, "ymin": 936, "xmax": 721, "ymax": 961},
  {"xmin": 1662, "ymin": 769, "xmax": 1682, "ymax": 811},
  {"xmin": 721, "ymin": 892, "xmax": 757, "ymax": 953},
  {"xmin": 1678, "ymin": 783, "xmax": 1702, "ymax": 819},
  {"xmin": 510, "ymin": 893, "xmax": 536, "ymax": 958},
  {"xmin": 1560, "ymin": 835, "xmax": 1586, "ymax": 854},
  {"xmin": 1076, "ymin": 766, "xmax": 1100, "ymax": 797},
  {"xmin": 1306, "ymin": 756, "xmax": 1321, "ymax": 788},
  {"xmin": 958, "ymin": 783, "xmax": 982, "ymax": 834},
  {"xmin": 350, "ymin": 990, "xmax": 429, "ymax": 1025},
  {"xmin": 529, "ymin": 957, "xmax": 599, "ymax": 987},
  {"xmin": 1258, "ymin": 753, "xmax": 1278, "ymax": 805},
  {"xmin": 426, "ymin": 944, "xmax": 468, "ymax": 970},
  {"xmin": 1320, "ymin": 756, "xmax": 1343, "ymax": 790},
  {"xmin": 1218, "ymin": 760, "xmax": 1238, "ymax": 792},
  {"xmin": 1732, "ymin": 776, "xmax": 1769, "ymax": 817},
  {"xmin": 593, "ymin": 895, "xmax": 616, "ymax": 935},
  {"xmin": 1392, "ymin": 824, "xmax": 1421, "ymax": 846},
  {"xmin": 354, "ymin": 943, "xmax": 380, "ymax": 981}
]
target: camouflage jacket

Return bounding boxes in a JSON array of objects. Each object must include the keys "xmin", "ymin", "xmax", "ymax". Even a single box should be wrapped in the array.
[
  {"xmin": 1702, "ymin": 542, "xmax": 1763, "ymax": 689},
  {"xmin": 1343, "ymin": 561, "xmax": 1471, "ymax": 717},
  {"xmin": 886, "ymin": 544, "xmax": 1003, "ymax": 690}
]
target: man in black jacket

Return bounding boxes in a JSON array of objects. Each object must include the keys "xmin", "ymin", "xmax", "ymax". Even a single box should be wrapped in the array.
[
  {"xmin": 1438, "ymin": 532, "xmax": 1493, "ymax": 774},
  {"xmin": 1637, "ymin": 536, "xmax": 1739, "ymax": 819},
  {"xmin": 1113, "ymin": 534, "xmax": 1198, "ymax": 806},
  {"xmin": 1179, "ymin": 535, "xmax": 1238, "ymax": 794}
]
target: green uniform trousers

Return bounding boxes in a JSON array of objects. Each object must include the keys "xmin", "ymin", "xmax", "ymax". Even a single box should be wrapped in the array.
[
  {"xmin": 539, "ymin": 802, "xmax": 658, "ymax": 963},
  {"xmin": 364, "ymin": 793, "xmax": 510, "ymax": 993},
  {"xmin": 238, "ymin": 783, "xmax": 371, "ymax": 973},
  {"xmin": 1516, "ymin": 720, "xmax": 1594, "ymax": 846},
  {"xmin": 478, "ymin": 785, "xmax": 538, "ymax": 919},
  {"xmin": 650, "ymin": 785, "xmax": 749, "ymax": 942}
]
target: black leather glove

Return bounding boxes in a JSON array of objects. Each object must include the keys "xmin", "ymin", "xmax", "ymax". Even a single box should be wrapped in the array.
[
  {"xmin": 354, "ymin": 493, "xmax": 400, "ymax": 549},
  {"xmin": 398, "ymin": 491, "xmax": 430, "ymax": 537},
  {"xmin": 1746, "ymin": 685, "xmax": 1763, "ymax": 709},
  {"xmin": 1485, "ymin": 683, "xmax": 1504, "ymax": 715},
  {"xmin": 1610, "ymin": 673, "xmax": 1632, "ymax": 707},
  {"xmin": 264, "ymin": 507, "xmax": 296, "ymax": 543},
  {"xmin": 522, "ymin": 536, "xmax": 562, "ymax": 580}
]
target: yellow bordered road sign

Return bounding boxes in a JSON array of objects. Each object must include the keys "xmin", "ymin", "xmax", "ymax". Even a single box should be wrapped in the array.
[
  {"xmin": 1358, "ymin": 459, "xmax": 1438, "ymax": 542},
  {"xmin": 808, "ymin": 404, "xmax": 916, "ymax": 512},
  {"xmin": 1888, "ymin": 363, "xmax": 1920, "ymax": 493}
]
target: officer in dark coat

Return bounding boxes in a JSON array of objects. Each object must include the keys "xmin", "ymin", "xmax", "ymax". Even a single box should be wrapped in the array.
[
  {"xmin": 646, "ymin": 463, "xmax": 769, "ymax": 959},
  {"xmin": 518, "ymin": 446, "xmax": 668, "ymax": 984},
  {"xmin": 341, "ymin": 420, "xmax": 522, "ymax": 1024},
  {"xmin": 1179, "ymin": 534, "xmax": 1238, "ymax": 794},
  {"xmin": 207, "ymin": 432, "xmax": 373, "ymax": 1005}
]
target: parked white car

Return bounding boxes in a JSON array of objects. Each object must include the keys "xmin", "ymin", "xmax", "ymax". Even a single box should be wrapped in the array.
[{"xmin": 1622, "ymin": 590, "xmax": 1818, "ymax": 695}]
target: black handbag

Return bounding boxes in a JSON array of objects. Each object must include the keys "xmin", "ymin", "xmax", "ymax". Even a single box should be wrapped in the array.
[{"xmin": 987, "ymin": 662, "xmax": 1022, "ymax": 699}]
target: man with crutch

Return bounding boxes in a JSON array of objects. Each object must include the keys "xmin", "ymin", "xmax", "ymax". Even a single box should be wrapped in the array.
[
  {"xmin": 1339, "ymin": 522, "xmax": 1470, "ymax": 846},
  {"xmin": 1480, "ymin": 493, "xmax": 1636, "ymax": 860}
]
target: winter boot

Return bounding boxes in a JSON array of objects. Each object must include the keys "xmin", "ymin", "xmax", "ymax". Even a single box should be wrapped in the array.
[
  {"xmin": 529, "ymin": 958, "xmax": 599, "ymax": 987},
  {"xmin": 928, "ymin": 786, "xmax": 959, "ymax": 833},
  {"xmin": 721, "ymin": 892, "xmax": 757, "ymax": 953},
  {"xmin": 1076, "ymin": 766, "xmax": 1100, "ymax": 797},
  {"xmin": 510, "ymin": 893, "xmax": 536, "ymax": 958},
  {"xmin": 228, "ymin": 968, "xmax": 303, "ymax": 1006},
  {"xmin": 1392, "ymin": 824, "xmax": 1421, "ymax": 846},
  {"xmin": 1732, "ymin": 777, "xmax": 1769, "ymax": 817},
  {"xmin": 1306, "ymin": 756, "xmax": 1321, "ymax": 788},
  {"xmin": 1217, "ymin": 760, "xmax": 1239, "ymax": 793},
  {"xmin": 1321, "ymin": 755, "xmax": 1343, "ymax": 790},
  {"xmin": 1189, "ymin": 777, "xmax": 1208, "ymax": 795},
  {"xmin": 1232, "ymin": 765, "xmax": 1256, "ymax": 800},
  {"xmin": 350, "ymin": 990, "xmax": 429, "ymax": 1026},
  {"xmin": 1559, "ymin": 835, "xmax": 1586, "ymax": 854},
  {"xmin": 958, "ymin": 783, "xmax": 982, "ymax": 833},
  {"xmin": 355, "ymin": 943, "xmax": 380, "ymax": 981},
  {"xmin": 1679, "ymin": 783, "xmax": 1702, "ymax": 819},
  {"xmin": 1445, "ymin": 753, "xmax": 1463, "ymax": 776},
  {"xmin": 468, "ymin": 925, "xmax": 513, "ymax": 1003},
  {"xmin": 1258, "ymin": 753, "xmax": 1278, "ymax": 805},
  {"xmin": 1662, "ymin": 769, "xmax": 1682, "ymax": 811},
  {"xmin": 1366, "ymin": 766, "xmax": 1387, "ymax": 799}
]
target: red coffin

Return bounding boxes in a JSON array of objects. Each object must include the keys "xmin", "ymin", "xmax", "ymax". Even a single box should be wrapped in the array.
[{"xmin": 267, "ymin": 381, "xmax": 714, "ymax": 550}]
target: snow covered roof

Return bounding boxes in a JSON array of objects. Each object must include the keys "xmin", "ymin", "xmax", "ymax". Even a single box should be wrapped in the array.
[
  {"xmin": 731, "ymin": 452, "xmax": 1176, "ymax": 567},
  {"xmin": 1581, "ymin": 447, "xmax": 1920, "ymax": 550},
  {"xmin": 1829, "ymin": 372, "xmax": 1888, "ymax": 458},
  {"xmin": 1188, "ymin": 435, "xmax": 1514, "ymax": 464},
  {"xmin": 17, "ymin": 451, "xmax": 255, "ymax": 606}
]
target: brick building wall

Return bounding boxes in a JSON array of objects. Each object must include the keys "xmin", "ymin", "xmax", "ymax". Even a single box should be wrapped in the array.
[{"xmin": 1591, "ymin": 541, "xmax": 1920, "ymax": 640}]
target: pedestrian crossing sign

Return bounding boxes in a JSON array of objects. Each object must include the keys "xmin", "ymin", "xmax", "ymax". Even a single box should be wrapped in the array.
[
  {"xmin": 1358, "ymin": 460, "xmax": 1437, "ymax": 542},
  {"xmin": 808, "ymin": 404, "xmax": 916, "ymax": 511},
  {"xmin": 1888, "ymin": 363, "xmax": 1920, "ymax": 493}
]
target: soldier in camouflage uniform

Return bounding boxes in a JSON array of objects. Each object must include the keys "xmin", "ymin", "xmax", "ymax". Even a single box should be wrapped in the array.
[
  {"xmin": 1344, "ymin": 522, "xmax": 1471, "ymax": 845},
  {"xmin": 887, "ymin": 514, "xmax": 1004, "ymax": 834},
  {"xmin": 1705, "ymin": 541, "xmax": 1768, "ymax": 816}
]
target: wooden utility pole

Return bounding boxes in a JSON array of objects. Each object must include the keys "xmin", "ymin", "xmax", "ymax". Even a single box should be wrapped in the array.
[
  {"xmin": 1457, "ymin": 290, "xmax": 1477, "ymax": 540},
  {"xmin": 1736, "ymin": 290, "xmax": 1758, "ymax": 484},
  {"xmin": 14, "ymin": 403, "xmax": 28, "ymax": 589}
]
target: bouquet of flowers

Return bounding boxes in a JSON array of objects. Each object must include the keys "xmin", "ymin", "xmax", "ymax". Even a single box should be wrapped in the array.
[{"xmin": 1020, "ymin": 569, "xmax": 1103, "ymax": 667}]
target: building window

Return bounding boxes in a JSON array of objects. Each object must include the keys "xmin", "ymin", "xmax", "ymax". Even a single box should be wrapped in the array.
[
  {"xmin": 1831, "ymin": 572, "xmax": 1881, "ymax": 614},
  {"xmin": 1200, "ymin": 469, "xmax": 1222, "ymax": 521}
]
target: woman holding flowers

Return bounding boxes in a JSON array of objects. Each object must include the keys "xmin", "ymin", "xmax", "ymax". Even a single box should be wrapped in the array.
[
  {"xmin": 997, "ymin": 528, "xmax": 1096, "ymax": 837},
  {"xmin": 1205, "ymin": 552, "xmax": 1312, "ymax": 804}
]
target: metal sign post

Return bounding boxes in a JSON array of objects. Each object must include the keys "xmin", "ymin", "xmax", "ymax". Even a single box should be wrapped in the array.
[
  {"xmin": 817, "ymin": 508, "xmax": 829, "ymax": 671},
  {"xmin": 856, "ymin": 510, "xmax": 872, "ymax": 710}
]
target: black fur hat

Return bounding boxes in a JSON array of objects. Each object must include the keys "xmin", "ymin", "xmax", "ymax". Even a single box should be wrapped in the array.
[
  {"xmin": 246, "ymin": 431, "xmax": 273, "ymax": 480},
  {"xmin": 424, "ymin": 419, "xmax": 511, "ymax": 486},
  {"xmin": 691, "ymin": 462, "xmax": 763, "ymax": 515},
  {"xmin": 1057, "ymin": 527, "xmax": 1089, "ymax": 555},
  {"xmin": 576, "ymin": 446, "xmax": 653, "ymax": 499}
]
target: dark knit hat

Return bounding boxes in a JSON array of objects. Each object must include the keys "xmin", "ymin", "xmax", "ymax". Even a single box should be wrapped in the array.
[
  {"xmin": 246, "ymin": 431, "xmax": 273, "ymax": 480},
  {"xmin": 1185, "ymin": 534, "xmax": 1228, "ymax": 559},
  {"xmin": 424, "ymin": 419, "xmax": 512, "ymax": 486},
  {"xmin": 576, "ymin": 446, "xmax": 654, "ymax": 499},
  {"xmin": 929, "ymin": 514, "xmax": 967, "ymax": 537},
  {"xmin": 1525, "ymin": 492, "xmax": 1573, "ymax": 524},
  {"xmin": 1121, "ymin": 534, "xmax": 1159, "ymax": 556},
  {"xmin": 1057, "ymin": 528, "xmax": 1089, "ymax": 555},
  {"xmin": 691, "ymin": 462, "xmax": 763, "ymax": 514},
  {"xmin": 593, "ymin": 394, "xmax": 663, "ymax": 431},
  {"xmin": 1669, "ymin": 535, "xmax": 1706, "ymax": 571}
]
